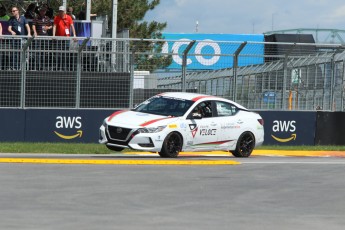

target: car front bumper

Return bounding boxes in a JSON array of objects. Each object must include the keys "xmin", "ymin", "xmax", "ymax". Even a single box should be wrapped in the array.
[{"xmin": 99, "ymin": 125, "xmax": 165, "ymax": 152}]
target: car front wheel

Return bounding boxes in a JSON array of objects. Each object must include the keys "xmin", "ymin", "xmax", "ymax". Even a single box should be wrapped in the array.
[
  {"xmin": 231, "ymin": 132, "xmax": 255, "ymax": 157},
  {"xmin": 159, "ymin": 132, "xmax": 182, "ymax": 158}
]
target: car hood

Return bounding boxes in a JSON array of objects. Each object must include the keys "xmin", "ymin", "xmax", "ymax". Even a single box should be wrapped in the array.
[{"xmin": 106, "ymin": 110, "xmax": 180, "ymax": 128}]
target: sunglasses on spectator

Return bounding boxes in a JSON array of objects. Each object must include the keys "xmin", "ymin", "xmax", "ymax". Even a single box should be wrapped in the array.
[{"xmin": 12, "ymin": 10, "xmax": 18, "ymax": 12}]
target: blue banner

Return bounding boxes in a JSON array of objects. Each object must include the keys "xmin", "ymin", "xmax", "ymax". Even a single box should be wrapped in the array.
[{"xmin": 162, "ymin": 33, "xmax": 264, "ymax": 70}]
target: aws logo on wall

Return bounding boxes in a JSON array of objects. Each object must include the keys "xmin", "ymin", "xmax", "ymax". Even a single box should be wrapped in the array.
[
  {"xmin": 54, "ymin": 116, "xmax": 83, "ymax": 140},
  {"xmin": 271, "ymin": 120, "xmax": 297, "ymax": 143}
]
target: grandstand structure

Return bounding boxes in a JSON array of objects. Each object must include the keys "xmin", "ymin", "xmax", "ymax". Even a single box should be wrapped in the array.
[{"xmin": 265, "ymin": 28, "xmax": 345, "ymax": 44}]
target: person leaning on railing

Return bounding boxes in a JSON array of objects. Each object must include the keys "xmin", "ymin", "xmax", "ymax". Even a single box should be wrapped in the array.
[
  {"xmin": 8, "ymin": 6, "xmax": 31, "ymax": 36},
  {"xmin": 32, "ymin": 6, "xmax": 52, "ymax": 37},
  {"xmin": 7, "ymin": 6, "xmax": 31, "ymax": 70},
  {"xmin": 52, "ymin": 6, "xmax": 76, "ymax": 71},
  {"xmin": 52, "ymin": 6, "xmax": 76, "ymax": 38},
  {"xmin": 32, "ymin": 6, "xmax": 53, "ymax": 70}
]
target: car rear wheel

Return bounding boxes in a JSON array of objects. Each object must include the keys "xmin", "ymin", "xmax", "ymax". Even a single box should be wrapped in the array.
[
  {"xmin": 159, "ymin": 132, "xmax": 182, "ymax": 158},
  {"xmin": 106, "ymin": 145, "xmax": 124, "ymax": 152},
  {"xmin": 231, "ymin": 132, "xmax": 255, "ymax": 157}
]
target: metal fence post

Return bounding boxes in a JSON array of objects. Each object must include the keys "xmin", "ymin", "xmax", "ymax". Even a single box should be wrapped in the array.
[
  {"xmin": 181, "ymin": 40, "xmax": 196, "ymax": 92},
  {"xmin": 76, "ymin": 37, "xmax": 90, "ymax": 108},
  {"xmin": 129, "ymin": 50, "xmax": 135, "ymax": 108},
  {"xmin": 232, "ymin": 42, "xmax": 247, "ymax": 101},
  {"xmin": 21, "ymin": 37, "xmax": 34, "ymax": 108},
  {"xmin": 329, "ymin": 46, "xmax": 345, "ymax": 111},
  {"xmin": 282, "ymin": 43, "xmax": 296, "ymax": 110}
]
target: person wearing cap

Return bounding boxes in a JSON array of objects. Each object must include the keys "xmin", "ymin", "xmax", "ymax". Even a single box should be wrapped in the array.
[
  {"xmin": 32, "ymin": 6, "xmax": 53, "ymax": 70},
  {"xmin": 33, "ymin": 6, "xmax": 52, "ymax": 36},
  {"xmin": 52, "ymin": 6, "xmax": 76, "ymax": 37}
]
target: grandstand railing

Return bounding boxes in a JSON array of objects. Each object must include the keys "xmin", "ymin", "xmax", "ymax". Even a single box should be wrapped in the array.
[{"xmin": 0, "ymin": 35, "xmax": 344, "ymax": 111}]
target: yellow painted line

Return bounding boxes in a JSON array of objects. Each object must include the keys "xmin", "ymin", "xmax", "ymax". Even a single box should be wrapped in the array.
[
  {"xmin": 0, "ymin": 158, "xmax": 240, "ymax": 165},
  {"xmin": 124, "ymin": 151, "xmax": 231, "ymax": 156},
  {"xmin": 253, "ymin": 150, "xmax": 345, "ymax": 157},
  {"xmin": 125, "ymin": 150, "xmax": 345, "ymax": 157}
]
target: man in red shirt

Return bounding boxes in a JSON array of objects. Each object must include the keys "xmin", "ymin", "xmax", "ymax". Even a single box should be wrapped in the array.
[
  {"xmin": 52, "ymin": 6, "xmax": 77, "ymax": 71},
  {"xmin": 53, "ymin": 5, "xmax": 76, "ymax": 37}
]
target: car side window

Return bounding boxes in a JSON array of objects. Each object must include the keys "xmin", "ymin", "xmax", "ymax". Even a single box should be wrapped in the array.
[
  {"xmin": 190, "ymin": 101, "xmax": 213, "ymax": 118},
  {"xmin": 215, "ymin": 101, "xmax": 238, "ymax": 116}
]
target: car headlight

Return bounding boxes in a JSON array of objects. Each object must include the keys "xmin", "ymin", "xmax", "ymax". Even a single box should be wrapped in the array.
[{"xmin": 137, "ymin": 126, "xmax": 166, "ymax": 133}]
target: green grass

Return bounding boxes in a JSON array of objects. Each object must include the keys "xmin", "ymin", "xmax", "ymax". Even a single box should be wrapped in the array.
[
  {"xmin": 0, "ymin": 142, "xmax": 113, "ymax": 154},
  {"xmin": 0, "ymin": 142, "xmax": 344, "ymax": 154}
]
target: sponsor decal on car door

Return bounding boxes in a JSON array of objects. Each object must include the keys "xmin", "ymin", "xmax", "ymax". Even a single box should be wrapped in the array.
[{"xmin": 187, "ymin": 118, "xmax": 220, "ymax": 149}]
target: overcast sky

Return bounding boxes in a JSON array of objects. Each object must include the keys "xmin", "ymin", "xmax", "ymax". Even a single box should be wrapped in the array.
[{"xmin": 144, "ymin": 0, "xmax": 345, "ymax": 34}]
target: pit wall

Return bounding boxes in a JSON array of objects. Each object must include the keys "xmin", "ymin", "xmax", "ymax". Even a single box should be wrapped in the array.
[{"xmin": 0, "ymin": 109, "xmax": 343, "ymax": 145}]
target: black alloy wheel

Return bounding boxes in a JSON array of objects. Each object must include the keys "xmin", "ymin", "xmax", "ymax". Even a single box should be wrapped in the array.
[
  {"xmin": 231, "ymin": 132, "xmax": 255, "ymax": 157},
  {"xmin": 159, "ymin": 132, "xmax": 183, "ymax": 158}
]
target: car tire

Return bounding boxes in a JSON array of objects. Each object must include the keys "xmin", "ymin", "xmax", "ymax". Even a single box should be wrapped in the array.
[
  {"xmin": 159, "ymin": 132, "xmax": 182, "ymax": 158},
  {"xmin": 231, "ymin": 132, "xmax": 255, "ymax": 157},
  {"xmin": 106, "ymin": 145, "xmax": 124, "ymax": 152}
]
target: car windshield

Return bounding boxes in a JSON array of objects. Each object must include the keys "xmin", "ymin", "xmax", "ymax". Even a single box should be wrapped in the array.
[{"xmin": 133, "ymin": 96, "xmax": 195, "ymax": 117}]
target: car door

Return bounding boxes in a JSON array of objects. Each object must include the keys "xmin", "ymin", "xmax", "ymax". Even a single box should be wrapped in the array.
[
  {"xmin": 214, "ymin": 100, "xmax": 243, "ymax": 148},
  {"xmin": 185, "ymin": 101, "xmax": 221, "ymax": 150}
]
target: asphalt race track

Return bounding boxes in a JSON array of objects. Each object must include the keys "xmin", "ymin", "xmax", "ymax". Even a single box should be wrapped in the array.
[{"xmin": 0, "ymin": 151, "xmax": 345, "ymax": 230}]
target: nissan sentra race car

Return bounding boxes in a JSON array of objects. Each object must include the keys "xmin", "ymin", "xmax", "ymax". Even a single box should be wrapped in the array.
[{"xmin": 99, "ymin": 92, "xmax": 264, "ymax": 158}]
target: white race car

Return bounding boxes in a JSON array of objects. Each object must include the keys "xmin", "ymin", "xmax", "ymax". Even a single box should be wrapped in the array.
[{"xmin": 99, "ymin": 92, "xmax": 264, "ymax": 157}]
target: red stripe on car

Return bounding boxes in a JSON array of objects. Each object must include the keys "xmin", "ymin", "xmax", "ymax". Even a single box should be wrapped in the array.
[
  {"xmin": 197, "ymin": 140, "xmax": 234, "ymax": 145},
  {"xmin": 192, "ymin": 95, "xmax": 215, "ymax": 101},
  {"xmin": 107, "ymin": 110, "xmax": 126, "ymax": 122}
]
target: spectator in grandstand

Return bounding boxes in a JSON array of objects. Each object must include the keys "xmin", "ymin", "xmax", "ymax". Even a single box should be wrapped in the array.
[
  {"xmin": 0, "ymin": 6, "xmax": 10, "ymax": 20},
  {"xmin": 0, "ymin": 22, "xmax": 2, "ymax": 36},
  {"xmin": 8, "ymin": 7, "xmax": 31, "ymax": 70},
  {"xmin": 32, "ymin": 6, "xmax": 52, "ymax": 36},
  {"xmin": 52, "ymin": 6, "xmax": 77, "ymax": 71},
  {"xmin": 67, "ymin": 7, "xmax": 76, "ymax": 20},
  {"xmin": 8, "ymin": 7, "xmax": 31, "ymax": 36},
  {"xmin": 32, "ymin": 6, "xmax": 53, "ymax": 70},
  {"xmin": 53, "ymin": 6, "xmax": 76, "ymax": 37}
]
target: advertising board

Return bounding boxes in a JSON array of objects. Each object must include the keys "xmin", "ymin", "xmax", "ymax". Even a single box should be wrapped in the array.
[{"xmin": 162, "ymin": 33, "xmax": 264, "ymax": 70}]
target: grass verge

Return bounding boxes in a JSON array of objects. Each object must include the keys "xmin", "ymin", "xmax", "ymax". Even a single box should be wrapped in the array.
[{"xmin": 0, "ymin": 142, "xmax": 344, "ymax": 154}]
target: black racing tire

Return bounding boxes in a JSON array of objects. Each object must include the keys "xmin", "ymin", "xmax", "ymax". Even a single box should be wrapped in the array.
[
  {"xmin": 106, "ymin": 145, "xmax": 124, "ymax": 152},
  {"xmin": 159, "ymin": 132, "xmax": 183, "ymax": 158},
  {"xmin": 231, "ymin": 132, "xmax": 255, "ymax": 157}
]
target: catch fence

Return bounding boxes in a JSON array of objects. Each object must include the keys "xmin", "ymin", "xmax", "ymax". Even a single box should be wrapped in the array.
[{"xmin": 0, "ymin": 35, "xmax": 344, "ymax": 111}]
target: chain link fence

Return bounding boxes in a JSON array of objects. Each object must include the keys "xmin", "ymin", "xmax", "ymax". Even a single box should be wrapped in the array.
[{"xmin": 0, "ymin": 35, "xmax": 344, "ymax": 111}]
